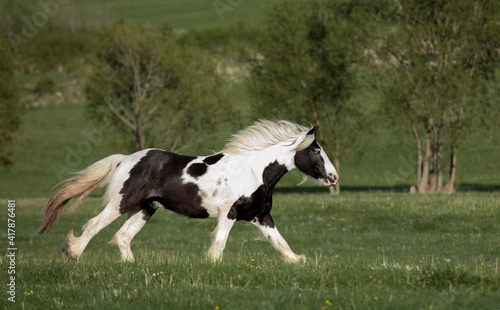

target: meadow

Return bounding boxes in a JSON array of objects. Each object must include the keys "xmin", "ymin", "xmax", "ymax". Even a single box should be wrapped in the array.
[
  {"xmin": 54, "ymin": 0, "xmax": 270, "ymax": 30},
  {"xmin": 2, "ymin": 1, "xmax": 500, "ymax": 309},
  {"xmin": 1, "ymin": 87, "xmax": 498, "ymax": 310},
  {"xmin": 1, "ymin": 193, "xmax": 499, "ymax": 309}
]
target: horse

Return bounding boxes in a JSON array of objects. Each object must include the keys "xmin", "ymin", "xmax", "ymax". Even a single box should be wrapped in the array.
[{"xmin": 38, "ymin": 120, "xmax": 338, "ymax": 263}]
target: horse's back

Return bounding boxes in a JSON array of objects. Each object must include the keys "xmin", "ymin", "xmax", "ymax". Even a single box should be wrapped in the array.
[{"xmin": 110, "ymin": 149, "xmax": 210, "ymax": 218}]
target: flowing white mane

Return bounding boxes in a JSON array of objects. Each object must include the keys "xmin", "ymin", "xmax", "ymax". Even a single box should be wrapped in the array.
[{"xmin": 221, "ymin": 120, "xmax": 312, "ymax": 155}]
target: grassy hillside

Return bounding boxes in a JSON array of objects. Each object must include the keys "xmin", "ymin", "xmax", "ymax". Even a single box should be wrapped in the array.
[
  {"xmin": 3, "ymin": 193, "xmax": 499, "ymax": 309},
  {"xmin": 1, "ymin": 96, "xmax": 499, "ymax": 198},
  {"xmin": 61, "ymin": 0, "xmax": 271, "ymax": 30},
  {"xmin": 0, "ymin": 104, "xmax": 118, "ymax": 197}
]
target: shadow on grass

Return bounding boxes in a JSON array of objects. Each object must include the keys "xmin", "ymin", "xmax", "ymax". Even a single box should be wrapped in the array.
[
  {"xmin": 457, "ymin": 183, "xmax": 500, "ymax": 192},
  {"xmin": 275, "ymin": 185, "xmax": 411, "ymax": 194},
  {"xmin": 275, "ymin": 184, "xmax": 500, "ymax": 194}
]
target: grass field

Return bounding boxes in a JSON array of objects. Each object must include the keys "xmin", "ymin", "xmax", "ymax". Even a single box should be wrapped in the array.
[
  {"xmin": 59, "ymin": 0, "xmax": 271, "ymax": 30},
  {"xmin": 2, "ymin": 1, "xmax": 500, "ymax": 308},
  {"xmin": 1, "ymin": 102, "xmax": 498, "ymax": 310},
  {"xmin": 2, "ymin": 193, "xmax": 499, "ymax": 309}
]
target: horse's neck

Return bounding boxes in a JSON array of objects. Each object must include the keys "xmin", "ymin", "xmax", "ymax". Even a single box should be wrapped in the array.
[
  {"xmin": 226, "ymin": 146, "xmax": 294, "ymax": 183},
  {"xmin": 257, "ymin": 145, "xmax": 296, "ymax": 170}
]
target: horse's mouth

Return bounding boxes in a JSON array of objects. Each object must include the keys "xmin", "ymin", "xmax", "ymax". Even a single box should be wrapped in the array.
[{"xmin": 323, "ymin": 175, "xmax": 338, "ymax": 187}]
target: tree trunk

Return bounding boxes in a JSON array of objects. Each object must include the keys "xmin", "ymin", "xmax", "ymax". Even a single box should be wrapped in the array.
[
  {"xmin": 319, "ymin": 117, "xmax": 340, "ymax": 195},
  {"xmin": 443, "ymin": 145, "xmax": 457, "ymax": 194},
  {"xmin": 135, "ymin": 126, "xmax": 144, "ymax": 151},
  {"xmin": 329, "ymin": 156, "xmax": 340, "ymax": 195},
  {"xmin": 411, "ymin": 122, "xmax": 423, "ymax": 193},
  {"xmin": 429, "ymin": 126, "xmax": 444, "ymax": 193},
  {"xmin": 417, "ymin": 130, "xmax": 431, "ymax": 193},
  {"xmin": 427, "ymin": 142, "xmax": 436, "ymax": 192},
  {"xmin": 134, "ymin": 114, "xmax": 145, "ymax": 151},
  {"xmin": 435, "ymin": 140, "xmax": 443, "ymax": 192}
]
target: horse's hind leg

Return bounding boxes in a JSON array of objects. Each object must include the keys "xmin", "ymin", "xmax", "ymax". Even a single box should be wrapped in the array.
[
  {"xmin": 62, "ymin": 200, "xmax": 121, "ymax": 260},
  {"xmin": 110, "ymin": 203, "xmax": 157, "ymax": 262}
]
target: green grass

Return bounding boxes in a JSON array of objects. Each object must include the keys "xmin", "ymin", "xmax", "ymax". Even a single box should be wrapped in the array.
[
  {"xmin": 2, "ymin": 193, "xmax": 499, "ymax": 309},
  {"xmin": 60, "ymin": 0, "xmax": 271, "ymax": 30},
  {"xmin": 0, "ymin": 104, "xmax": 119, "ymax": 197},
  {"xmin": 2, "ymin": 94, "xmax": 499, "ymax": 197}
]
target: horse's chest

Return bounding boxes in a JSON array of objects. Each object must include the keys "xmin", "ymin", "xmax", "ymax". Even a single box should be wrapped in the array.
[
  {"xmin": 227, "ymin": 184, "xmax": 270, "ymax": 221},
  {"xmin": 225, "ymin": 160, "xmax": 287, "ymax": 221}
]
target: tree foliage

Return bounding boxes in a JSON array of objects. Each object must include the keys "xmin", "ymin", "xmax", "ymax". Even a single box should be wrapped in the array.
[
  {"xmin": 249, "ymin": 0, "xmax": 371, "ymax": 193},
  {"xmin": 0, "ymin": 38, "xmax": 22, "ymax": 167},
  {"xmin": 382, "ymin": 0, "xmax": 500, "ymax": 193},
  {"xmin": 86, "ymin": 22, "xmax": 230, "ymax": 152}
]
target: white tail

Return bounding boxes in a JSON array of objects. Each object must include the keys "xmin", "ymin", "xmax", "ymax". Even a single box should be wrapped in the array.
[{"xmin": 38, "ymin": 154, "xmax": 125, "ymax": 234}]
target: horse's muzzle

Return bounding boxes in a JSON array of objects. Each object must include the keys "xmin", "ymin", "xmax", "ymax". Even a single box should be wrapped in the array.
[{"xmin": 324, "ymin": 174, "xmax": 338, "ymax": 187}]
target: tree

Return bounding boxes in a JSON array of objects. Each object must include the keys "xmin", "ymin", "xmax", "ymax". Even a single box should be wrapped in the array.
[
  {"xmin": 382, "ymin": 0, "xmax": 500, "ymax": 193},
  {"xmin": 86, "ymin": 22, "xmax": 230, "ymax": 152},
  {"xmin": 0, "ymin": 38, "xmax": 22, "ymax": 167},
  {"xmin": 249, "ymin": 0, "xmax": 369, "ymax": 193},
  {"xmin": 0, "ymin": 0, "xmax": 34, "ymax": 35}
]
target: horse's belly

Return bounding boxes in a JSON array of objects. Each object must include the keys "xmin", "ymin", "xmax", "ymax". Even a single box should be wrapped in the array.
[
  {"xmin": 199, "ymin": 189, "xmax": 238, "ymax": 218},
  {"xmin": 155, "ymin": 194, "xmax": 210, "ymax": 219}
]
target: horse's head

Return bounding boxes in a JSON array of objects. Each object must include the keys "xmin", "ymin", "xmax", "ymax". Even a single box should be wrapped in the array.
[{"xmin": 294, "ymin": 126, "xmax": 338, "ymax": 187}]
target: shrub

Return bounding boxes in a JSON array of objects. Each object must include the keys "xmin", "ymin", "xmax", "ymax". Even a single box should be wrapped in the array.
[{"xmin": 34, "ymin": 77, "xmax": 56, "ymax": 96}]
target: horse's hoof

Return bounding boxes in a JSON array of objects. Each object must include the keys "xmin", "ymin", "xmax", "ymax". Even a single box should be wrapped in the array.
[
  {"xmin": 285, "ymin": 254, "xmax": 306, "ymax": 264},
  {"xmin": 61, "ymin": 230, "xmax": 80, "ymax": 261}
]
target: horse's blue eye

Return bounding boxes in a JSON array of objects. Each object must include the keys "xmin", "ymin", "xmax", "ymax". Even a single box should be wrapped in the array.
[{"xmin": 313, "ymin": 149, "xmax": 320, "ymax": 155}]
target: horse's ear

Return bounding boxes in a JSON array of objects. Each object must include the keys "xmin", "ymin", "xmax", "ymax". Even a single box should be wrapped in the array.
[
  {"xmin": 295, "ymin": 131, "xmax": 315, "ymax": 151},
  {"xmin": 307, "ymin": 125, "xmax": 319, "ymax": 136}
]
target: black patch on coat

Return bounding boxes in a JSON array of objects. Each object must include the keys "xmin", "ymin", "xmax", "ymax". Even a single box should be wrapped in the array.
[
  {"xmin": 294, "ymin": 140, "xmax": 326, "ymax": 180},
  {"xmin": 119, "ymin": 149, "xmax": 209, "ymax": 218},
  {"xmin": 203, "ymin": 153, "xmax": 224, "ymax": 165},
  {"xmin": 187, "ymin": 163, "xmax": 208, "ymax": 178},
  {"xmin": 140, "ymin": 199, "xmax": 158, "ymax": 221},
  {"xmin": 258, "ymin": 213, "xmax": 276, "ymax": 228},
  {"xmin": 227, "ymin": 161, "xmax": 288, "ymax": 227}
]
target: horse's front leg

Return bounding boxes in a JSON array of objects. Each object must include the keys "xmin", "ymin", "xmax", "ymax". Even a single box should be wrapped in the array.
[
  {"xmin": 208, "ymin": 215, "xmax": 236, "ymax": 262},
  {"xmin": 251, "ymin": 214, "xmax": 305, "ymax": 264}
]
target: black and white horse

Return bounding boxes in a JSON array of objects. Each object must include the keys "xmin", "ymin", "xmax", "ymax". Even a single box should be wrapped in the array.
[{"xmin": 38, "ymin": 120, "xmax": 338, "ymax": 263}]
